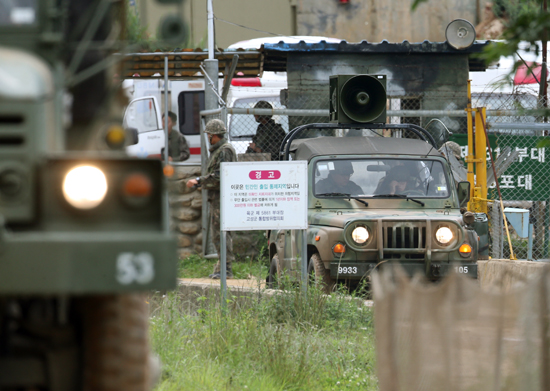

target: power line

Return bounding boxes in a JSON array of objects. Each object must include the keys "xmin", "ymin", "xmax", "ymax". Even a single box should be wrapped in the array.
[{"xmin": 214, "ymin": 16, "xmax": 292, "ymax": 39}]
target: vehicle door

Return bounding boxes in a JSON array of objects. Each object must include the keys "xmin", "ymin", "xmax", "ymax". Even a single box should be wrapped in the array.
[{"xmin": 124, "ymin": 96, "xmax": 165, "ymax": 158}]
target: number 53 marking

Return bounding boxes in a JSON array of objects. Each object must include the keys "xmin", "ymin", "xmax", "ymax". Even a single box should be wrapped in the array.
[{"xmin": 116, "ymin": 252, "xmax": 155, "ymax": 285}]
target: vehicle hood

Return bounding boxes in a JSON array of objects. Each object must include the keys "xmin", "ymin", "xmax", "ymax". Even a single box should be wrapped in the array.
[{"xmin": 309, "ymin": 209, "xmax": 462, "ymax": 229}]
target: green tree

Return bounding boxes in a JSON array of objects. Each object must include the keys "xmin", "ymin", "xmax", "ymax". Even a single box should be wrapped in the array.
[
  {"xmin": 126, "ymin": 2, "xmax": 151, "ymax": 49},
  {"xmin": 124, "ymin": 0, "xmax": 206, "ymax": 51},
  {"xmin": 411, "ymin": 0, "xmax": 550, "ymax": 141}
]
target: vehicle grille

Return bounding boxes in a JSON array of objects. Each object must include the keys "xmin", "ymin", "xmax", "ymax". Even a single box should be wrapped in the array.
[{"xmin": 383, "ymin": 222, "xmax": 426, "ymax": 259}]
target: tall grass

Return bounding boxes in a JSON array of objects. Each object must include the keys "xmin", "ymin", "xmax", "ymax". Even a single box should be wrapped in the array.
[
  {"xmin": 149, "ymin": 285, "xmax": 377, "ymax": 390},
  {"xmin": 177, "ymin": 255, "xmax": 268, "ymax": 280}
]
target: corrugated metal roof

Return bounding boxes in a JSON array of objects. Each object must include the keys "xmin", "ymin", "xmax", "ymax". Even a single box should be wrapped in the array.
[
  {"xmin": 261, "ymin": 40, "xmax": 490, "ymax": 72},
  {"xmin": 121, "ymin": 48, "xmax": 263, "ymax": 78},
  {"xmin": 120, "ymin": 40, "xmax": 491, "ymax": 78}
]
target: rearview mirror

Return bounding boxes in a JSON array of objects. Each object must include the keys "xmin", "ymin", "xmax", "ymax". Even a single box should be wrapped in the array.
[
  {"xmin": 367, "ymin": 165, "xmax": 391, "ymax": 172},
  {"xmin": 457, "ymin": 181, "xmax": 470, "ymax": 207}
]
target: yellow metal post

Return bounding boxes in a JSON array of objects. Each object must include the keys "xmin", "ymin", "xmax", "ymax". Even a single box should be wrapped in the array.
[
  {"xmin": 474, "ymin": 107, "xmax": 488, "ymax": 213},
  {"xmin": 465, "ymin": 81, "xmax": 475, "ymax": 210}
]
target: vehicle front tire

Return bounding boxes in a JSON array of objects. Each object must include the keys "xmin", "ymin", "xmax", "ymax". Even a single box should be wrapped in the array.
[
  {"xmin": 267, "ymin": 254, "xmax": 282, "ymax": 289},
  {"xmin": 308, "ymin": 253, "xmax": 335, "ymax": 294},
  {"xmin": 82, "ymin": 294, "xmax": 150, "ymax": 391}
]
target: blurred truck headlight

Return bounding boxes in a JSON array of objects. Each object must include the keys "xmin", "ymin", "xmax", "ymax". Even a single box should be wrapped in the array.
[{"xmin": 63, "ymin": 165, "xmax": 108, "ymax": 209}]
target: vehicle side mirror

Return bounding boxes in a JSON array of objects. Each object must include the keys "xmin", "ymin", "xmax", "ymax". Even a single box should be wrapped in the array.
[
  {"xmin": 125, "ymin": 127, "xmax": 139, "ymax": 146},
  {"xmin": 457, "ymin": 181, "xmax": 470, "ymax": 207}
]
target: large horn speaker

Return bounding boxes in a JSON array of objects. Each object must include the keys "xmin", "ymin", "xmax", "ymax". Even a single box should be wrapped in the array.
[
  {"xmin": 158, "ymin": 15, "xmax": 187, "ymax": 45},
  {"xmin": 445, "ymin": 19, "xmax": 476, "ymax": 50},
  {"xmin": 329, "ymin": 74, "xmax": 387, "ymax": 124}
]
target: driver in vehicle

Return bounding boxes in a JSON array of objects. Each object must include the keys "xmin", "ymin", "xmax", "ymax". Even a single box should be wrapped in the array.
[
  {"xmin": 375, "ymin": 166, "xmax": 416, "ymax": 195},
  {"xmin": 316, "ymin": 161, "xmax": 364, "ymax": 195}
]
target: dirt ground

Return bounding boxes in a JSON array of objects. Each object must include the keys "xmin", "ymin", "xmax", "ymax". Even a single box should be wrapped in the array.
[
  {"xmin": 178, "ymin": 278, "xmax": 374, "ymax": 307},
  {"xmin": 179, "ymin": 278, "xmax": 266, "ymax": 289}
]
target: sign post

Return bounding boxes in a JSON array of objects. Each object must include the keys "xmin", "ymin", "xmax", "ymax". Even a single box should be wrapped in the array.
[{"xmin": 220, "ymin": 161, "xmax": 308, "ymax": 305}]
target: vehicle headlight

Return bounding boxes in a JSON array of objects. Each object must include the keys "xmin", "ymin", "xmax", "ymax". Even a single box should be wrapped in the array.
[
  {"xmin": 63, "ymin": 165, "xmax": 108, "ymax": 209},
  {"xmin": 352, "ymin": 226, "xmax": 369, "ymax": 244},
  {"xmin": 435, "ymin": 226, "xmax": 453, "ymax": 245}
]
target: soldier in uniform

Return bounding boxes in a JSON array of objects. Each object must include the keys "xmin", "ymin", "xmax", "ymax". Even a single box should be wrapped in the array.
[
  {"xmin": 247, "ymin": 100, "xmax": 286, "ymax": 160},
  {"xmin": 439, "ymin": 141, "xmax": 463, "ymax": 164},
  {"xmin": 316, "ymin": 160, "xmax": 364, "ymax": 195},
  {"xmin": 439, "ymin": 140, "xmax": 467, "ymax": 183},
  {"xmin": 162, "ymin": 111, "xmax": 190, "ymax": 162},
  {"xmin": 375, "ymin": 166, "xmax": 413, "ymax": 195},
  {"xmin": 186, "ymin": 119, "xmax": 236, "ymax": 279}
]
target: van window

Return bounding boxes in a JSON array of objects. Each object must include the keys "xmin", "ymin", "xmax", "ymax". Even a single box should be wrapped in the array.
[
  {"xmin": 123, "ymin": 97, "xmax": 160, "ymax": 133},
  {"xmin": 178, "ymin": 91, "xmax": 205, "ymax": 135}
]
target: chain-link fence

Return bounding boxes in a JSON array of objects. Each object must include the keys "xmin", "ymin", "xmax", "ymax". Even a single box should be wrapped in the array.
[
  {"xmin": 472, "ymin": 92, "xmax": 549, "ymax": 261},
  {"xmin": 201, "ymin": 89, "xmax": 550, "ymax": 261}
]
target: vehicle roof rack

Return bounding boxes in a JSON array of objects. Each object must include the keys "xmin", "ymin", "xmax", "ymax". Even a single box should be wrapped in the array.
[{"xmin": 279, "ymin": 123, "xmax": 438, "ymax": 161}]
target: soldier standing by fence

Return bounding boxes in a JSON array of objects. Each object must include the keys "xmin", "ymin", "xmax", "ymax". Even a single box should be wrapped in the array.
[
  {"xmin": 162, "ymin": 111, "xmax": 190, "ymax": 162},
  {"xmin": 186, "ymin": 119, "xmax": 236, "ymax": 278},
  {"xmin": 246, "ymin": 100, "xmax": 286, "ymax": 161}
]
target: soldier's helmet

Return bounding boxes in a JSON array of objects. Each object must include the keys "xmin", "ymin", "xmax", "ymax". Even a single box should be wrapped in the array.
[
  {"xmin": 204, "ymin": 119, "xmax": 227, "ymax": 135},
  {"xmin": 440, "ymin": 141, "xmax": 462, "ymax": 160},
  {"xmin": 254, "ymin": 100, "xmax": 273, "ymax": 120},
  {"xmin": 332, "ymin": 160, "xmax": 354, "ymax": 175},
  {"xmin": 386, "ymin": 166, "xmax": 410, "ymax": 182}
]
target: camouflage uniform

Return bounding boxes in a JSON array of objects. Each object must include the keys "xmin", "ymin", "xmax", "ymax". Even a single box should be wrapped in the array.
[
  {"xmin": 251, "ymin": 119, "xmax": 286, "ymax": 160},
  {"xmin": 316, "ymin": 160, "xmax": 363, "ymax": 194},
  {"xmin": 168, "ymin": 130, "xmax": 190, "ymax": 161},
  {"xmin": 200, "ymin": 120, "xmax": 237, "ymax": 273},
  {"xmin": 439, "ymin": 141, "xmax": 463, "ymax": 163}
]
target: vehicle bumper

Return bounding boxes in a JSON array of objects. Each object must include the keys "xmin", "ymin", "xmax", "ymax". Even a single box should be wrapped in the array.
[
  {"xmin": 330, "ymin": 261, "xmax": 478, "ymax": 279},
  {"xmin": 0, "ymin": 231, "xmax": 178, "ymax": 294}
]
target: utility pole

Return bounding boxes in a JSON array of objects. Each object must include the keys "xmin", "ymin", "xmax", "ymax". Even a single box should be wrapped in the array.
[
  {"xmin": 538, "ymin": 0, "xmax": 548, "ymax": 258},
  {"xmin": 202, "ymin": 0, "xmax": 219, "ymax": 168},
  {"xmin": 204, "ymin": 0, "xmax": 219, "ymax": 113}
]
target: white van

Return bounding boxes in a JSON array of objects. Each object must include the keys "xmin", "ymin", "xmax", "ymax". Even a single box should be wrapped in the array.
[
  {"xmin": 123, "ymin": 79, "xmax": 208, "ymax": 162},
  {"xmin": 122, "ymin": 75, "xmax": 283, "ymax": 161},
  {"xmin": 122, "ymin": 36, "xmax": 341, "ymax": 160}
]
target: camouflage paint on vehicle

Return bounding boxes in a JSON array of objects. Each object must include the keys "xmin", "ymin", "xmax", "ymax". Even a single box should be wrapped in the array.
[{"xmin": 269, "ymin": 135, "xmax": 483, "ymax": 282}]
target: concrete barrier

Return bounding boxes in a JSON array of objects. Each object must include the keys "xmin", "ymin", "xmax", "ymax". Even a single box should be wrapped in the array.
[{"xmin": 478, "ymin": 259, "xmax": 547, "ymax": 291}]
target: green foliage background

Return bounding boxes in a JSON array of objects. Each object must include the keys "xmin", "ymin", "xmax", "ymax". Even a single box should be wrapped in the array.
[{"xmin": 125, "ymin": 0, "xmax": 206, "ymax": 51}]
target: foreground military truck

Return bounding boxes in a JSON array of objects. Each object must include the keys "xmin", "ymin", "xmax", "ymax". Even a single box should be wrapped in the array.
[
  {"xmin": 267, "ymin": 75, "xmax": 487, "ymax": 292},
  {"xmin": 0, "ymin": 1, "xmax": 176, "ymax": 389}
]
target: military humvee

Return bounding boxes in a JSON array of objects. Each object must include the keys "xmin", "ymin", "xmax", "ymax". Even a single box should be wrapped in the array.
[{"xmin": 266, "ymin": 75, "xmax": 487, "ymax": 292}]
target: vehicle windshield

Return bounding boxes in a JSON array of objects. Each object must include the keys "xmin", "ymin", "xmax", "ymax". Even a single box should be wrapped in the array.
[{"xmin": 314, "ymin": 158, "xmax": 450, "ymax": 198}]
